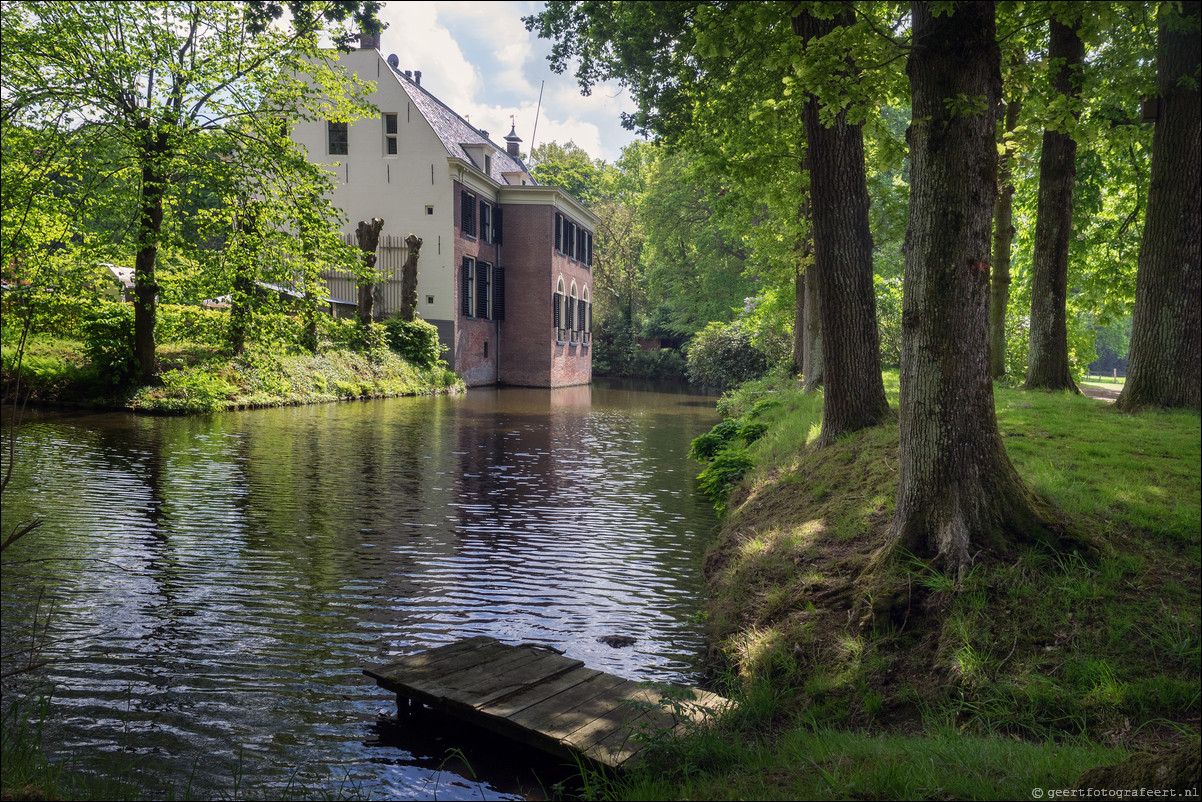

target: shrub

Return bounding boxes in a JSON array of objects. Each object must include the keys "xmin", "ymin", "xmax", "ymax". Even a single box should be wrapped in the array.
[
  {"xmin": 157, "ymin": 305, "xmax": 227, "ymax": 346},
  {"xmin": 697, "ymin": 446, "xmax": 755, "ymax": 512},
  {"xmin": 689, "ymin": 418, "xmax": 744, "ymax": 462},
  {"xmin": 81, "ymin": 302, "xmax": 136, "ymax": 386},
  {"xmin": 686, "ymin": 319, "xmax": 773, "ymax": 390},
  {"xmin": 152, "ymin": 368, "xmax": 238, "ymax": 413},
  {"xmin": 383, "ymin": 315, "xmax": 445, "ymax": 367}
]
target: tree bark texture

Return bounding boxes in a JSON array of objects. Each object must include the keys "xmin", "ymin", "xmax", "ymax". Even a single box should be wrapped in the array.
[
  {"xmin": 989, "ymin": 94, "xmax": 1021, "ymax": 378},
  {"xmin": 134, "ymin": 128, "xmax": 169, "ymax": 383},
  {"xmin": 356, "ymin": 218, "xmax": 385, "ymax": 327},
  {"xmin": 802, "ymin": 264, "xmax": 824, "ymax": 392},
  {"xmin": 793, "ymin": 266, "xmax": 805, "ymax": 375},
  {"xmin": 1025, "ymin": 18, "xmax": 1084, "ymax": 393},
  {"xmin": 892, "ymin": 1, "xmax": 1050, "ymax": 579},
  {"xmin": 1117, "ymin": 0, "xmax": 1201, "ymax": 411},
  {"xmin": 399, "ymin": 233, "xmax": 423, "ymax": 321},
  {"xmin": 793, "ymin": 194, "xmax": 813, "ymax": 376},
  {"xmin": 796, "ymin": 7, "xmax": 890, "ymax": 444}
]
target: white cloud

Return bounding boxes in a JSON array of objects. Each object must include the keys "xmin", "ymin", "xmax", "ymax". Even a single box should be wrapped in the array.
[{"xmin": 373, "ymin": 1, "xmax": 639, "ymax": 163}]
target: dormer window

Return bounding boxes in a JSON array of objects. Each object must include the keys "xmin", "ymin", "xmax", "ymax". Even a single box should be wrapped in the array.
[
  {"xmin": 384, "ymin": 113, "xmax": 398, "ymax": 155},
  {"xmin": 484, "ymin": 154, "xmax": 492, "ymax": 176}
]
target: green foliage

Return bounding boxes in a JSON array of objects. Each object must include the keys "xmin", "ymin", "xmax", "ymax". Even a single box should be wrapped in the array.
[
  {"xmin": 689, "ymin": 418, "xmax": 744, "ymax": 463},
  {"xmin": 156, "ymin": 305, "xmax": 227, "ymax": 346},
  {"xmin": 383, "ymin": 315, "xmax": 445, "ymax": 368},
  {"xmin": 592, "ymin": 312, "xmax": 688, "ymax": 379},
  {"xmin": 687, "ymin": 319, "xmax": 777, "ymax": 390},
  {"xmin": 151, "ymin": 368, "xmax": 238, "ymax": 414},
  {"xmin": 80, "ymin": 303, "xmax": 135, "ymax": 386},
  {"xmin": 530, "ymin": 141, "xmax": 607, "ymax": 205},
  {"xmin": 697, "ymin": 447, "xmax": 755, "ymax": 513},
  {"xmin": 875, "ymin": 274, "xmax": 904, "ymax": 367}
]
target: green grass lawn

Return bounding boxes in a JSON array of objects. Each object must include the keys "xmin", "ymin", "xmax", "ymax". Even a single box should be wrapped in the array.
[{"xmin": 643, "ymin": 371, "xmax": 1200, "ymax": 801}]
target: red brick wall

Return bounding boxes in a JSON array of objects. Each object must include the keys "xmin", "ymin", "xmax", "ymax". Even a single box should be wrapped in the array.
[
  {"xmin": 451, "ymin": 188, "xmax": 593, "ymax": 388},
  {"xmin": 453, "ymin": 180, "xmax": 501, "ymax": 385},
  {"xmin": 497, "ymin": 203, "xmax": 593, "ymax": 387}
]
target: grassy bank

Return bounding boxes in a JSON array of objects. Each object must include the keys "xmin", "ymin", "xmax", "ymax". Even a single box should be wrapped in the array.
[
  {"xmin": 616, "ymin": 371, "xmax": 1199, "ymax": 799},
  {"xmin": 2, "ymin": 317, "xmax": 461, "ymax": 414}
]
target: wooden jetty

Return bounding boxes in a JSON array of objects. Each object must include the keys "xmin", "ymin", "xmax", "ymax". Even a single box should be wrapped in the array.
[{"xmin": 363, "ymin": 636, "xmax": 732, "ymax": 769}]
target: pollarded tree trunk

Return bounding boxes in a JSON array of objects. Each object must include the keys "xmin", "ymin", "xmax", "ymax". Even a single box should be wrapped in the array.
[
  {"xmin": 1025, "ymin": 17, "xmax": 1085, "ymax": 393},
  {"xmin": 399, "ymin": 233, "xmax": 423, "ymax": 321},
  {"xmin": 1117, "ymin": 0, "xmax": 1201, "ymax": 411},
  {"xmin": 990, "ymin": 93, "xmax": 1021, "ymax": 379},
  {"xmin": 356, "ymin": 218, "xmax": 385, "ymax": 327},
  {"xmin": 891, "ymin": 1, "xmax": 1052, "ymax": 580},
  {"xmin": 133, "ymin": 127, "xmax": 169, "ymax": 383},
  {"xmin": 796, "ymin": 6, "xmax": 889, "ymax": 444}
]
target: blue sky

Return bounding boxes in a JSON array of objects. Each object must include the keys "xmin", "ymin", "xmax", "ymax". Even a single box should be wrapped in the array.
[{"xmin": 375, "ymin": 1, "xmax": 643, "ymax": 163}]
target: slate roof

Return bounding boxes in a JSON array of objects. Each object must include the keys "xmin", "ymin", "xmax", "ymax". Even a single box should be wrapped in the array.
[{"xmin": 389, "ymin": 63, "xmax": 535, "ymax": 186}]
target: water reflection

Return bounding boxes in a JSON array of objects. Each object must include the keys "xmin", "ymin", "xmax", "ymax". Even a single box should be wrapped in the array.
[{"xmin": 1, "ymin": 381, "xmax": 719, "ymax": 799}]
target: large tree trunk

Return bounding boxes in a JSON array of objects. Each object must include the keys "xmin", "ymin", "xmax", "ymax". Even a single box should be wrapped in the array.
[
  {"xmin": 1117, "ymin": 0, "xmax": 1201, "ymax": 411},
  {"xmin": 796, "ymin": 6, "xmax": 889, "ymax": 444},
  {"xmin": 399, "ymin": 233, "xmax": 423, "ymax": 321},
  {"xmin": 133, "ymin": 128, "xmax": 169, "ymax": 383},
  {"xmin": 229, "ymin": 205, "xmax": 258, "ymax": 356},
  {"xmin": 891, "ymin": 1, "xmax": 1052, "ymax": 579},
  {"xmin": 989, "ymin": 92, "xmax": 1021, "ymax": 379},
  {"xmin": 355, "ymin": 218, "xmax": 385, "ymax": 328},
  {"xmin": 1025, "ymin": 17, "xmax": 1085, "ymax": 393}
]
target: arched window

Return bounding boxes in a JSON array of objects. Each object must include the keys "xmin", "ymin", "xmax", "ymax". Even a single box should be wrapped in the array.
[
  {"xmin": 553, "ymin": 278, "xmax": 566, "ymax": 342},
  {"xmin": 581, "ymin": 287, "xmax": 591, "ymax": 344},
  {"xmin": 568, "ymin": 283, "xmax": 579, "ymax": 343}
]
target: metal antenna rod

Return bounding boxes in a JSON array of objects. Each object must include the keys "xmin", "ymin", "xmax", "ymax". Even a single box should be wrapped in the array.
[{"xmin": 530, "ymin": 80, "xmax": 545, "ymax": 161}]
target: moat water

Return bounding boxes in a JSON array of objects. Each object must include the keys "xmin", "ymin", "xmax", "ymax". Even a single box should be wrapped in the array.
[{"xmin": 1, "ymin": 379, "xmax": 720, "ymax": 799}]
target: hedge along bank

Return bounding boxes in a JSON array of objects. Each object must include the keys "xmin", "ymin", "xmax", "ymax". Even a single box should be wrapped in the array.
[{"xmin": 1, "ymin": 301, "xmax": 462, "ymax": 414}]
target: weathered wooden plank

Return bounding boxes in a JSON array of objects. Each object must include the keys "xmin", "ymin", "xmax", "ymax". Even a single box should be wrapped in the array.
[
  {"xmin": 365, "ymin": 639, "xmax": 513, "ymax": 690},
  {"xmin": 365, "ymin": 636, "xmax": 496, "ymax": 679},
  {"xmin": 478, "ymin": 665, "xmax": 603, "ymax": 718},
  {"xmin": 423, "ymin": 648, "xmax": 574, "ymax": 705},
  {"xmin": 506, "ymin": 672, "xmax": 630, "ymax": 739},
  {"xmin": 558, "ymin": 680, "xmax": 650, "ymax": 751}
]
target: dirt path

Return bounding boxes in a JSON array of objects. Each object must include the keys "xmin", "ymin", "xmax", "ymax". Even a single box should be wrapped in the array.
[{"xmin": 1080, "ymin": 384, "xmax": 1121, "ymax": 403}]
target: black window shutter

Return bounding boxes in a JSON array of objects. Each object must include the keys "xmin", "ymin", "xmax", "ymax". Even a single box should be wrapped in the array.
[
  {"xmin": 493, "ymin": 267, "xmax": 505, "ymax": 320},
  {"xmin": 578, "ymin": 299, "xmax": 586, "ymax": 331},
  {"xmin": 460, "ymin": 257, "xmax": 472, "ymax": 316},
  {"xmin": 475, "ymin": 261, "xmax": 483, "ymax": 319},
  {"xmin": 494, "ymin": 207, "xmax": 503, "ymax": 245},
  {"xmin": 554, "ymin": 213, "xmax": 562, "ymax": 252},
  {"xmin": 566, "ymin": 296, "xmax": 574, "ymax": 330},
  {"xmin": 462, "ymin": 191, "xmax": 476, "ymax": 237},
  {"xmin": 480, "ymin": 203, "xmax": 491, "ymax": 243},
  {"xmin": 568, "ymin": 221, "xmax": 576, "ymax": 259},
  {"xmin": 553, "ymin": 292, "xmax": 561, "ymax": 328}
]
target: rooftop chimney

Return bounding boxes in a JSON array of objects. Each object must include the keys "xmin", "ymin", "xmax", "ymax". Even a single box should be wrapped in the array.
[
  {"xmin": 358, "ymin": 30, "xmax": 381, "ymax": 50},
  {"xmin": 504, "ymin": 120, "xmax": 522, "ymax": 158},
  {"xmin": 414, "ymin": 70, "xmax": 422, "ymax": 86}
]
